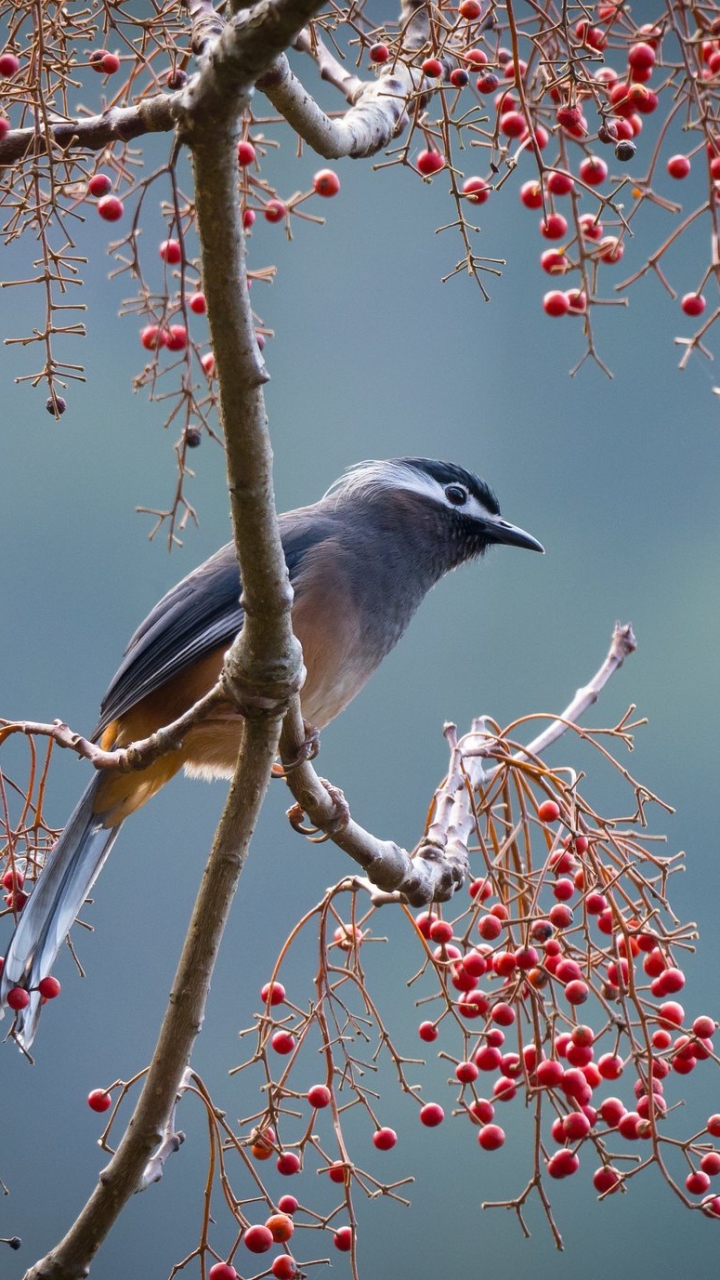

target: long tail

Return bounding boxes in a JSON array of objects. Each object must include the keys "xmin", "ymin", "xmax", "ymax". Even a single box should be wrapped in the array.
[{"xmin": 1, "ymin": 775, "xmax": 122, "ymax": 1050}]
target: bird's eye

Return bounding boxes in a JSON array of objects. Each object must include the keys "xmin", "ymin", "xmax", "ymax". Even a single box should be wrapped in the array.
[{"xmin": 445, "ymin": 484, "xmax": 468, "ymax": 506}]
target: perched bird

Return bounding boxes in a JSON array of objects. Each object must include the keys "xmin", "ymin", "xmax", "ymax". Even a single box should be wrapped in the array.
[{"xmin": 1, "ymin": 458, "xmax": 542, "ymax": 1046}]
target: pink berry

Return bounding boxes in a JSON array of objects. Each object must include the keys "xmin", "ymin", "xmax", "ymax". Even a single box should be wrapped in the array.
[
  {"xmin": 334, "ymin": 1226, "xmax": 353, "ymax": 1252},
  {"xmin": 419, "ymin": 1102, "xmax": 444, "ymax": 1127},
  {"xmin": 276, "ymin": 1152, "xmax": 301, "ymax": 1176},
  {"xmin": 264, "ymin": 200, "xmax": 287, "ymax": 223},
  {"xmin": 159, "ymin": 239, "xmax": 182, "ymax": 264},
  {"xmin": 97, "ymin": 195, "xmax": 124, "ymax": 222},
  {"xmin": 373, "ymin": 1127, "xmax": 397, "ymax": 1150},
  {"xmin": 244, "ymin": 1225, "xmax": 273, "ymax": 1254},
  {"xmin": 201, "ymin": 351, "xmax": 216, "ymax": 375},
  {"xmin": 687, "ymin": 1170, "xmax": 712, "ymax": 1195},
  {"xmin": 101, "ymin": 52, "xmax": 120, "ymax": 74},
  {"xmin": 628, "ymin": 41, "xmax": 656, "ymax": 70},
  {"xmin": 417, "ymin": 149, "xmax": 446, "ymax": 177},
  {"xmin": 478, "ymin": 1123, "xmax": 505, "ymax": 1150},
  {"xmin": 430, "ymin": 918, "xmax": 454, "ymax": 944},
  {"xmin": 307, "ymin": 1084, "xmax": 331, "ymax": 1108},
  {"xmin": 87, "ymin": 1089, "xmax": 112, "ymax": 1113},
  {"xmin": 188, "ymin": 291, "xmax": 207, "ymax": 315},
  {"xmin": 140, "ymin": 325, "xmax": 166, "ymax": 351},
  {"xmin": 681, "ymin": 293, "xmax": 706, "ymax": 317},
  {"xmin": 536, "ymin": 1059, "xmax": 564, "ymax": 1088},
  {"xmin": 565, "ymin": 979, "xmax": 590, "ymax": 1005},
  {"xmin": 313, "ymin": 168, "xmax": 340, "ymax": 197},
  {"xmin": 597, "ymin": 236, "xmax": 623, "ymax": 264},
  {"xmin": 237, "ymin": 140, "xmax": 256, "ymax": 166},
  {"xmin": 701, "ymin": 1152, "xmax": 720, "ymax": 1176},
  {"xmin": 500, "ymin": 110, "xmax": 526, "ymax": 138},
  {"xmin": 693, "ymin": 1015, "xmax": 716, "ymax": 1038},
  {"xmin": 243, "ymin": 208, "xmax": 256, "ymax": 229},
  {"xmin": 278, "ymin": 1195, "xmax": 299, "ymax": 1214}
]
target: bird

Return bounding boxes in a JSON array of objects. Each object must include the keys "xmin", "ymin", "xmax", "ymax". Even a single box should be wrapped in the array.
[{"xmin": 1, "ymin": 457, "xmax": 542, "ymax": 1047}]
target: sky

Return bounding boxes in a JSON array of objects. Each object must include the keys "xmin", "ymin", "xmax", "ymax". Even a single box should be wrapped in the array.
[{"xmin": 2, "ymin": 15, "xmax": 720, "ymax": 1280}]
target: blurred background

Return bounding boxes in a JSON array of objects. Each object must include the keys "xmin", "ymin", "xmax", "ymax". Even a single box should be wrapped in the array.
[{"xmin": 2, "ymin": 28, "xmax": 720, "ymax": 1280}]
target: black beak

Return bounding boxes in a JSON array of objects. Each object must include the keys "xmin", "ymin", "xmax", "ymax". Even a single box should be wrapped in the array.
[{"xmin": 488, "ymin": 517, "xmax": 544, "ymax": 554}]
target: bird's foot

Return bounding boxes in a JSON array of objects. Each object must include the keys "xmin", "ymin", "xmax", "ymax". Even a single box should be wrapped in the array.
[{"xmin": 273, "ymin": 720, "xmax": 321, "ymax": 777}]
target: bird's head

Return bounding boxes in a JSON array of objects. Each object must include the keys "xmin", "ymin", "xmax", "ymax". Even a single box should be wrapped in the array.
[{"xmin": 324, "ymin": 457, "xmax": 543, "ymax": 576}]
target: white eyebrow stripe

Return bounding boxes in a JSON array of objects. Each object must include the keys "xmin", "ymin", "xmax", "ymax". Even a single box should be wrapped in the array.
[{"xmin": 324, "ymin": 461, "xmax": 443, "ymax": 504}]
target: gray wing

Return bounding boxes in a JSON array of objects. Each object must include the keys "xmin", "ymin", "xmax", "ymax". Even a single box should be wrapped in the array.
[{"xmin": 94, "ymin": 509, "xmax": 337, "ymax": 737}]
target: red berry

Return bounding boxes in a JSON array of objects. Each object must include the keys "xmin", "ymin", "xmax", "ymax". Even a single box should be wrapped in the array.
[
  {"xmin": 667, "ymin": 154, "xmax": 691, "ymax": 179},
  {"xmin": 264, "ymin": 200, "xmax": 287, "ymax": 223},
  {"xmin": 88, "ymin": 173, "xmax": 112, "ymax": 197},
  {"xmin": 618, "ymin": 1111, "xmax": 640, "ymax": 1140},
  {"xmin": 0, "ymin": 116, "xmax": 10, "ymax": 139},
  {"xmin": 681, "ymin": 293, "xmax": 706, "ymax": 317},
  {"xmin": 459, "ymin": 0, "xmax": 482, "ymax": 16},
  {"xmin": 417, "ymin": 149, "xmax": 446, "ymax": 177},
  {"xmin": 266, "ymin": 1213, "xmax": 294, "ymax": 1243},
  {"xmin": 476, "ymin": 72, "xmax": 499, "ymax": 93},
  {"xmin": 500, "ymin": 111, "xmax": 526, "ymax": 138},
  {"xmin": 89, "ymin": 49, "xmax": 109, "ymax": 71},
  {"xmin": 419, "ymin": 1102, "xmax": 444, "ymax": 1127},
  {"xmin": 369, "ymin": 43, "xmax": 390, "ymax": 64},
  {"xmin": 430, "ymin": 918, "xmax": 454, "ymax": 944},
  {"xmin": 520, "ymin": 180, "xmax": 543, "ymax": 209},
  {"xmin": 165, "ymin": 324, "xmax": 188, "ymax": 351},
  {"xmin": 188, "ymin": 291, "xmax": 207, "ymax": 315},
  {"xmin": 701, "ymin": 1152, "xmax": 720, "ymax": 1176},
  {"xmin": 687, "ymin": 1170, "xmax": 712, "ymax": 1195},
  {"xmin": 456, "ymin": 1060, "xmax": 480, "ymax": 1084},
  {"xmin": 600, "ymin": 1097, "xmax": 625, "ymax": 1126},
  {"xmin": 491, "ymin": 1002, "xmax": 516, "ymax": 1027},
  {"xmin": 209, "ymin": 1265, "xmax": 237, "ymax": 1280},
  {"xmin": 242, "ymin": 208, "xmax": 256, "ymax": 229},
  {"xmin": 537, "ymin": 799, "xmax": 561, "ymax": 821},
  {"xmin": 244, "ymin": 1225, "xmax": 273, "ymax": 1254},
  {"xmin": 159, "ymin": 238, "xmax": 182, "ymax": 264},
  {"xmin": 271, "ymin": 1030, "xmax": 295, "ymax": 1055},
  {"xmin": 593, "ymin": 1165, "xmax": 621, "ymax": 1194},
  {"xmin": 140, "ymin": 325, "xmax": 166, "ymax": 351},
  {"xmin": 536, "ymin": 1059, "xmax": 564, "ymax": 1087},
  {"xmin": 549, "ymin": 903, "xmax": 573, "ymax": 928},
  {"xmin": 478, "ymin": 1123, "xmax": 505, "ymax": 1150},
  {"xmin": 0, "ymin": 52, "xmax": 20, "ymax": 77},
  {"xmin": 97, "ymin": 195, "xmax": 124, "ymax": 222},
  {"xmin": 462, "ymin": 176, "xmax": 489, "ymax": 204},
  {"xmin": 597, "ymin": 236, "xmax": 623, "ymax": 264},
  {"xmin": 450, "ymin": 68, "xmax": 470, "ymax": 88},
  {"xmin": 421, "ymin": 58, "xmax": 443, "ymax": 78},
  {"xmin": 565, "ymin": 980, "xmax": 590, "ymax": 1005},
  {"xmin": 6, "ymin": 987, "xmax": 30, "ymax": 1011},
  {"xmin": 271, "ymin": 1259, "xmax": 297, "ymax": 1280},
  {"xmin": 307, "ymin": 1084, "xmax": 331, "ymax": 1108},
  {"xmin": 334, "ymin": 1226, "xmax": 353, "ymax": 1252},
  {"xmin": 237, "ymin": 140, "xmax": 256, "ymax": 166},
  {"xmin": 547, "ymin": 1150, "xmax": 579, "ymax": 1179},
  {"xmin": 373, "ymin": 1126, "xmax": 397, "ymax": 1150},
  {"xmin": 277, "ymin": 1152, "xmax": 301, "ymax": 1176},
  {"xmin": 313, "ymin": 168, "xmax": 340, "ymax": 198},
  {"xmin": 579, "ymin": 156, "xmax": 608, "ymax": 186},
  {"xmin": 693, "ymin": 1015, "xmax": 716, "ymax": 1039},
  {"xmin": 418, "ymin": 1020, "xmax": 439, "ymax": 1042},
  {"xmin": 101, "ymin": 52, "xmax": 120, "ymax": 74},
  {"xmin": 261, "ymin": 981, "xmax": 286, "ymax": 1006},
  {"xmin": 547, "ymin": 170, "xmax": 574, "ymax": 196},
  {"xmin": 37, "ymin": 975, "xmax": 61, "ymax": 999},
  {"xmin": 87, "ymin": 1089, "xmax": 112, "ymax": 1113},
  {"xmin": 278, "ymin": 1195, "xmax": 299, "ymax": 1215},
  {"xmin": 543, "ymin": 290, "xmax": 569, "ymax": 317}
]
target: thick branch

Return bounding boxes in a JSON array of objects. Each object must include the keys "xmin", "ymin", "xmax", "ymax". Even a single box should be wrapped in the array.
[
  {"xmin": 257, "ymin": 53, "xmax": 416, "ymax": 159},
  {"xmin": 0, "ymin": 96, "xmax": 178, "ymax": 165}
]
